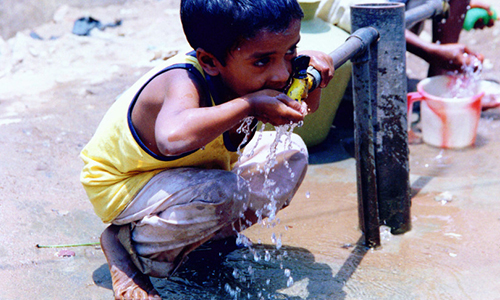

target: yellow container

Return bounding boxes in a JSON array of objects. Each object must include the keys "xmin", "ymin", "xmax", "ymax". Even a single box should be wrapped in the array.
[{"xmin": 296, "ymin": 0, "xmax": 352, "ymax": 147}]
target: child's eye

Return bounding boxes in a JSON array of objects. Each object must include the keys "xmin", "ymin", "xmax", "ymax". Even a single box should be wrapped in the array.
[
  {"xmin": 286, "ymin": 45, "xmax": 298, "ymax": 55},
  {"xmin": 254, "ymin": 57, "xmax": 270, "ymax": 67}
]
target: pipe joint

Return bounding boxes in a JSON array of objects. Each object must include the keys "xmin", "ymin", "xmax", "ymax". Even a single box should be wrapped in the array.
[
  {"xmin": 429, "ymin": 0, "xmax": 449, "ymax": 18},
  {"xmin": 348, "ymin": 27, "xmax": 379, "ymax": 62}
]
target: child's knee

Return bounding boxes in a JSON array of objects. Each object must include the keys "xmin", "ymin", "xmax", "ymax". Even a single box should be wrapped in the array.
[{"xmin": 201, "ymin": 170, "xmax": 249, "ymax": 205}]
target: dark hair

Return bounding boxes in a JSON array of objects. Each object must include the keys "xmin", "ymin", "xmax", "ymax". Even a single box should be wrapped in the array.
[{"xmin": 180, "ymin": 0, "xmax": 304, "ymax": 65}]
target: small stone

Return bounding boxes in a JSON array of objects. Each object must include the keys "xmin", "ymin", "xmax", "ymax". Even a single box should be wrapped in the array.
[{"xmin": 56, "ymin": 249, "xmax": 75, "ymax": 257}]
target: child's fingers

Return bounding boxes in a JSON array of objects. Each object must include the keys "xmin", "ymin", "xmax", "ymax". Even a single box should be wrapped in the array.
[
  {"xmin": 276, "ymin": 93, "xmax": 303, "ymax": 111},
  {"xmin": 298, "ymin": 50, "xmax": 335, "ymax": 88},
  {"xmin": 463, "ymin": 47, "xmax": 484, "ymax": 63},
  {"xmin": 310, "ymin": 54, "xmax": 334, "ymax": 88}
]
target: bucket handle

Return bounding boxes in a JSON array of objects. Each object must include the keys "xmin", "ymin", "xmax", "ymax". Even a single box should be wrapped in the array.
[{"xmin": 407, "ymin": 91, "xmax": 425, "ymax": 144}]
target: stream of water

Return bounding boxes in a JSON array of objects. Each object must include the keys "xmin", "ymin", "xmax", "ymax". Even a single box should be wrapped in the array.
[{"xmin": 153, "ymin": 118, "xmax": 307, "ymax": 299}]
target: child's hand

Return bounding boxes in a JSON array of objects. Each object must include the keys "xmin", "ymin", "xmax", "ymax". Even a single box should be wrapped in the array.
[
  {"xmin": 300, "ymin": 50, "xmax": 334, "ymax": 88},
  {"xmin": 244, "ymin": 89, "xmax": 304, "ymax": 126},
  {"xmin": 430, "ymin": 43, "xmax": 484, "ymax": 73},
  {"xmin": 297, "ymin": 50, "xmax": 334, "ymax": 113}
]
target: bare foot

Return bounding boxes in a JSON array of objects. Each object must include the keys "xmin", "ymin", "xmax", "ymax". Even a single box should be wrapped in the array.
[{"xmin": 101, "ymin": 225, "xmax": 162, "ymax": 300}]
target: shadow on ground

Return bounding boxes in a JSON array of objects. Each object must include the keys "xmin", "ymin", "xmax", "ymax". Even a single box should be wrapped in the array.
[{"xmin": 92, "ymin": 241, "xmax": 358, "ymax": 299}]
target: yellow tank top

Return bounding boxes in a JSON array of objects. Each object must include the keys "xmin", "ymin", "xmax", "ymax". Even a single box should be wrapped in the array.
[{"xmin": 80, "ymin": 53, "xmax": 245, "ymax": 223}]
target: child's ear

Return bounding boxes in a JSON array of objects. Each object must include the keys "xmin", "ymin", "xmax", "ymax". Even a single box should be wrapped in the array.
[{"xmin": 196, "ymin": 48, "xmax": 221, "ymax": 76}]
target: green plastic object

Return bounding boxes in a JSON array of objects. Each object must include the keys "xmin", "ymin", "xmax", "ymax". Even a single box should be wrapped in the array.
[{"xmin": 463, "ymin": 7, "xmax": 497, "ymax": 31}]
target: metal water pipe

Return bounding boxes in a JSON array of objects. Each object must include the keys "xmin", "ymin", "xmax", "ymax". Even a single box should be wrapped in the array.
[
  {"xmin": 329, "ymin": 27, "xmax": 379, "ymax": 70},
  {"xmin": 351, "ymin": 3, "xmax": 410, "ymax": 246},
  {"xmin": 323, "ymin": 0, "xmax": 448, "ymax": 247},
  {"xmin": 405, "ymin": 0, "xmax": 448, "ymax": 29},
  {"xmin": 349, "ymin": 26, "xmax": 381, "ymax": 248}
]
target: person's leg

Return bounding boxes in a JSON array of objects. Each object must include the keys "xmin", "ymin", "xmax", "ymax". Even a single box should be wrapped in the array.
[
  {"xmin": 100, "ymin": 225, "xmax": 161, "ymax": 300},
  {"xmin": 103, "ymin": 168, "xmax": 249, "ymax": 297}
]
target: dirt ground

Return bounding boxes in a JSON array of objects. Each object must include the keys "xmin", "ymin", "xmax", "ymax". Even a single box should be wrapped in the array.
[{"xmin": 0, "ymin": 0, "xmax": 499, "ymax": 299}]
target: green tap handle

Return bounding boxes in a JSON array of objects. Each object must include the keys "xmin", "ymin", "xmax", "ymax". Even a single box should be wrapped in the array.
[{"xmin": 463, "ymin": 7, "xmax": 497, "ymax": 31}]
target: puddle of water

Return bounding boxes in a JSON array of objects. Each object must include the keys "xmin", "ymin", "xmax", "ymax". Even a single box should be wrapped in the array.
[{"xmin": 153, "ymin": 244, "xmax": 333, "ymax": 300}]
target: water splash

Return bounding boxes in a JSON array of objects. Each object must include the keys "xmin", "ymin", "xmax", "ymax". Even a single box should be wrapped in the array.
[
  {"xmin": 262, "ymin": 121, "xmax": 302, "ymax": 192},
  {"xmin": 379, "ymin": 225, "xmax": 392, "ymax": 242},
  {"xmin": 446, "ymin": 53, "xmax": 483, "ymax": 98},
  {"xmin": 435, "ymin": 191, "xmax": 454, "ymax": 205},
  {"xmin": 226, "ymin": 115, "xmax": 307, "ymax": 299},
  {"xmin": 271, "ymin": 232, "xmax": 283, "ymax": 250},
  {"xmin": 264, "ymin": 250, "xmax": 271, "ymax": 262}
]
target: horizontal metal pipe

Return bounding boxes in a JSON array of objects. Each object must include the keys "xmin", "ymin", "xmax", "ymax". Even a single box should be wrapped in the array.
[
  {"xmin": 328, "ymin": 27, "xmax": 379, "ymax": 70},
  {"xmin": 405, "ymin": 0, "xmax": 447, "ymax": 28},
  {"xmin": 326, "ymin": 1, "xmax": 446, "ymax": 69}
]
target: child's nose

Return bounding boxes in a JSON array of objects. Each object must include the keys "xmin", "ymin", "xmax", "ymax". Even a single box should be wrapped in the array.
[{"xmin": 268, "ymin": 60, "xmax": 291, "ymax": 89}]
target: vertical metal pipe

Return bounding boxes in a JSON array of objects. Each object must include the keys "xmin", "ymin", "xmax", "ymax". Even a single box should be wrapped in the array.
[
  {"xmin": 352, "ymin": 3, "xmax": 411, "ymax": 235},
  {"xmin": 351, "ymin": 35, "xmax": 381, "ymax": 248}
]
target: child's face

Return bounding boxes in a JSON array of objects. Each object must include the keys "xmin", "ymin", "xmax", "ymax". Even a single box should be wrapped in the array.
[{"xmin": 216, "ymin": 19, "xmax": 301, "ymax": 98}]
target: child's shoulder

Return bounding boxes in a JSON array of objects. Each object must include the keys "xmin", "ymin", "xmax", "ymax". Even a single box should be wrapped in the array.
[
  {"xmin": 147, "ymin": 51, "xmax": 203, "ymax": 79},
  {"xmin": 123, "ymin": 51, "xmax": 204, "ymax": 99}
]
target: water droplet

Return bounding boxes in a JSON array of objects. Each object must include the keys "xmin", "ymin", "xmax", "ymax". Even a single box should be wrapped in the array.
[
  {"xmin": 435, "ymin": 191, "xmax": 453, "ymax": 205},
  {"xmin": 253, "ymin": 252, "xmax": 261, "ymax": 262},
  {"xmin": 276, "ymin": 237, "xmax": 282, "ymax": 250},
  {"xmin": 286, "ymin": 276, "xmax": 294, "ymax": 287},
  {"xmin": 380, "ymin": 225, "xmax": 392, "ymax": 241},
  {"xmin": 305, "ymin": 191, "xmax": 310, "ymax": 198}
]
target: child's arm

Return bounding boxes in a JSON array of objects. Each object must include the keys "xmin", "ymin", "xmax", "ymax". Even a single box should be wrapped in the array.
[
  {"xmin": 405, "ymin": 29, "xmax": 483, "ymax": 73},
  {"xmin": 297, "ymin": 50, "xmax": 334, "ymax": 113},
  {"xmin": 154, "ymin": 69, "xmax": 304, "ymax": 156}
]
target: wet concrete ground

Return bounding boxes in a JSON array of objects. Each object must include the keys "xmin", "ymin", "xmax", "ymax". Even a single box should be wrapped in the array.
[
  {"xmin": 0, "ymin": 1, "xmax": 499, "ymax": 299},
  {"xmin": 244, "ymin": 114, "xmax": 500, "ymax": 299},
  {"xmin": 3, "ymin": 110, "xmax": 500, "ymax": 299}
]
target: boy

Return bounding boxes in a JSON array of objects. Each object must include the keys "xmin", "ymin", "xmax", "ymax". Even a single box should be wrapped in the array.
[{"xmin": 80, "ymin": 0, "xmax": 334, "ymax": 298}]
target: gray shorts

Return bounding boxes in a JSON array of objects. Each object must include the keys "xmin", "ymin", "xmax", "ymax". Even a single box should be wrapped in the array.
[{"xmin": 112, "ymin": 131, "xmax": 308, "ymax": 277}]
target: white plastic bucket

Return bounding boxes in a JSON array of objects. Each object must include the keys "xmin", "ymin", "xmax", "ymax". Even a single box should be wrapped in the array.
[{"xmin": 408, "ymin": 75, "xmax": 484, "ymax": 149}]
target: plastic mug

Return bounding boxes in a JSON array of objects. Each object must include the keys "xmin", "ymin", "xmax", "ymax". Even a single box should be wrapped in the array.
[{"xmin": 407, "ymin": 75, "xmax": 484, "ymax": 149}]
